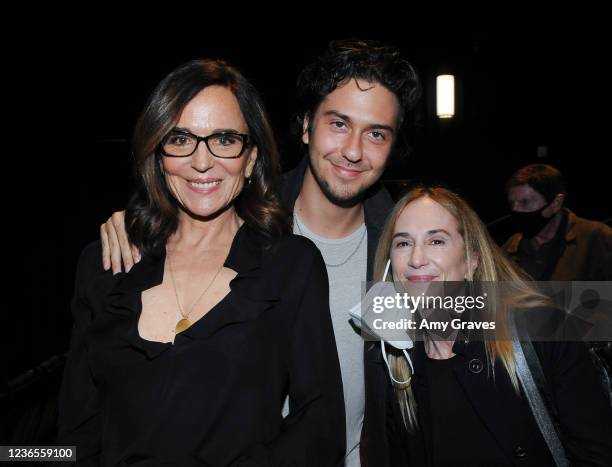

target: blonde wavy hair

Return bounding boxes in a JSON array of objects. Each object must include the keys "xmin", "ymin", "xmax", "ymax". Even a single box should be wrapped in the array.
[{"xmin": 373, "ymin": 186, "xmax": 549, "ymax": 431}]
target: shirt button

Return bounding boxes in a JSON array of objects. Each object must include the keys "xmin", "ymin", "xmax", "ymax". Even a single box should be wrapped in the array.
[
  {"xmin": 515, "ymin": 446, "xmax": 527, "ymax": 458},
  {"xmin": 468, "ymin": 358, "xmax": 483, "ymax": 374}
]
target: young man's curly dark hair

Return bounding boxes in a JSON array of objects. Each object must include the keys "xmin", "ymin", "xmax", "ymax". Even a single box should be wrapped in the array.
[{"xmin": 294, "ymin": 38, "xmax": 422, "ymax": 160}]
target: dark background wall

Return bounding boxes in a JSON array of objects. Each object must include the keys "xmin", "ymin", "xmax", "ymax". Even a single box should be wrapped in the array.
[{"xmin": 5, "ymin": 27, "xmax": 609, "ymax": 442}]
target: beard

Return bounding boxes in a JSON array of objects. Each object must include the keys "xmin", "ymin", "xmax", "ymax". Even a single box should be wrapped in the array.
[{"xmin": 308, "ymin": 156, "xmax": 372, "ymax": 208}]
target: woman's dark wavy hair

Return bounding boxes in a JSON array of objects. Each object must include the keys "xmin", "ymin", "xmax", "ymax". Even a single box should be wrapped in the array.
[
  {"xmin": 294, "ymin": 39, "xmax": 422, "ymax": 160},
  {"xmin": 125, "ymin": 59, "xmax": 289, "ymax": 257}
]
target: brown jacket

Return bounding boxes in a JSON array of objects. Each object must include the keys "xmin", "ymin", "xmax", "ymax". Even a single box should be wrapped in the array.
[{"xmin": 502, "ymin": 209, "xmax": 612, "ymax": 280}]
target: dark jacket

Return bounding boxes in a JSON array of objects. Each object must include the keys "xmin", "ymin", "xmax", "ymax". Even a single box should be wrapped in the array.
[
  {"xmin": 503, "ymin": 209, "xmax": 612, "ymax": 281},
  {"xmin": 279, "ymin": 156, "xmax": 394, "ymax": 281},
  {"xmin": 364, "ymin": 334, "xmax": 612, "ymax": 467},
  {"xmin": 57, "ymin": 223, "xmax": 346, "ymax": 466},
  {"xmin": 280, "ymin": 156, "xmax": 395, "ymax": 466}
]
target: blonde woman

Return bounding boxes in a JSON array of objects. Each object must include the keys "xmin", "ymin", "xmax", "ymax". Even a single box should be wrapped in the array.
[{"xmin": 363, "ymin": 186, "xmax": 612, "ymax": 467}]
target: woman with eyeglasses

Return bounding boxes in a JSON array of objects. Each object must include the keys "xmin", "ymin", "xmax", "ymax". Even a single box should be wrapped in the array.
[
  {"xmin": 363, "ymin": 186, "xmax": 612, "ymax": 467},
  {"xmin": 57, "ymin": 59, "xmax": 345, "ymax": 466}
]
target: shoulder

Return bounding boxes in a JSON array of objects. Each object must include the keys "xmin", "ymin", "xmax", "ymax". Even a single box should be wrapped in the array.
[
  {"xmin": 513, "ymin": 304, "xmax": 601, "ymax": 344},
  {"xmin": 519, "ymin": 307, "xmax": 594, "ymax": 373},
  {"xmin": 78, "ymin": 239, "xmax": 102, "ymax": 262},
  {"xmin": 266, "ymin": 232, "xmax": 325, "ymax": 273},
  {"xmin": 75, "ymin": 241, "xmax": 106, "ymax": 283},
  {"xmin": 73, "ymin": 240, "xmax": 117, "ymax": 298},
  {"xmin": 239, "ymin": 220, "xmax": 325, "ymax": 273},
  {"xmin": 254, "ymin": 232, "xmax": 329, "ymax": 298},
  {"xmin": 70, "ymin": 241, "xmax": 121, "ymax": 326},
  {"xmin": 515, "ymin": 305, "xmax": 568, "ymax": 328},
  {"xmin": 243, "ymin": 231, "xmax": 328, "ymax": 306},
  {"xmin": 276, "ymin": 231, "xmax": 320, "ymax": 254},
  {"xmin": 570, "ymin": 211, "xmax": 612, "ymax": 241},
  {"xmin": 364, "ymin": 183, "xmax": 394, "ymax": 226}
]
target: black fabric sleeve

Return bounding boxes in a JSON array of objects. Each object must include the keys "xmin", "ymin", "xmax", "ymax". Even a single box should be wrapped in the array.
[
  {"xmin": 56, "ymin": 242, "xmax": 105, "ymax": 466},
  {"xmin": 231, "ymin": 244, "xmax": 346, "ymax": 466},
  {"xmin": 535, "ymin": 340, "xmax": 612, "ymax": 466}
]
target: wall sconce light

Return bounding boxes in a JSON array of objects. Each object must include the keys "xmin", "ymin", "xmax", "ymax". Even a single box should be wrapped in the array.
[{"xmin": 436, "ymin": 74, "xmax": 455, "ymax": 119}]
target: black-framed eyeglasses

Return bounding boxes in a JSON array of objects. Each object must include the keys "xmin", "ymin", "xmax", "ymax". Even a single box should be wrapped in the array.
[{"xmin": 159, "ymin": 129, "xmax": 252, "ymax": 159}]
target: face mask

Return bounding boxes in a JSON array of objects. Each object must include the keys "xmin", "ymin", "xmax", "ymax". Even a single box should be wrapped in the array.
[
  {"xmin": 510, "ymin": 201, "xmax": 553, "ymax": 239},
  {"xmin": 348, "ymin": 259, "xmax": 414, "ymax": 384}
]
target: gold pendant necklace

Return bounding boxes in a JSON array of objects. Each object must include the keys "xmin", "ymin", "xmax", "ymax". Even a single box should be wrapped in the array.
[
  {"xmin": 175, "ymin": 318, "xmax": 192, "ymax": 334},
  {"xmin": 167, "ymin": 248, "xmax": 224, "ymax": 335}
]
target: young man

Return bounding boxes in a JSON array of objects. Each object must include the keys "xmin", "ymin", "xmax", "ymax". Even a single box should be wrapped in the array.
[{"xmin": 100, "ymin": 39, "xmax": 421, "ymax": 466}]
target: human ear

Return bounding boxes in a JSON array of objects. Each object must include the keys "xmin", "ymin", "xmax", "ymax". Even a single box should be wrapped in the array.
[
  {"xmin": 301, "ymin": 116, "xmax": 310, "ymax": 145},
  {"xmin": 245, "ymin": 146, "xmax": 258, "ymax": 179},
  {"xmin": 466, "ymin": 252, "xmax": 479, "ymax": 280},
  {"xmin": 552, "ymin": 193, "xmax": 565, "ymax": 213}
]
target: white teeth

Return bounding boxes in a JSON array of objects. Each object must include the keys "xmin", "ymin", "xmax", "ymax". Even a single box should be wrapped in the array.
[{"xmin": 191, "ymin": 181, "xmax": 221, "ymax": 189}]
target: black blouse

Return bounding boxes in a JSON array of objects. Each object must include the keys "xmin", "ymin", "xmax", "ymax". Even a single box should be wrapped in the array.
[{"xmin": 57, "ymin": 224, "xmax": 346, "ymax": 466}]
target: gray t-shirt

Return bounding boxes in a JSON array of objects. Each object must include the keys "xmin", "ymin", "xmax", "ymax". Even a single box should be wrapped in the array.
[{"xmin": 282, "ymin": 213, "xmax": 367, "ymax": 467}]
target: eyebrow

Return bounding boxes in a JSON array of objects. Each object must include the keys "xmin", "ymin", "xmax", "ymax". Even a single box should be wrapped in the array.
[
  {"xmin": 392, "ymin": 229, "xmax": 452, "ymax": 239},
  {"xmin": 323, "ymin": 110, "xmax": 395, "ymax": 133},
  {"xmin": 173, "ymin": 126, "xmax": 244, "ymax": 135}
]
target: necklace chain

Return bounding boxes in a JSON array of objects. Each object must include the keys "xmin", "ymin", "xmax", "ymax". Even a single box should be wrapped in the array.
[
  {"xmin": 293, "ymin": 214, "xmax": 366, "ymax": 268},
  {"xmin": 167, "ymin": 248, "xmax": 224, "ymax": 328}
]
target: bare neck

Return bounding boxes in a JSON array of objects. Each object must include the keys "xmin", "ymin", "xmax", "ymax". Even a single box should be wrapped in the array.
[
  {"xmin": 295, "ymin": 166, "xmax": 365, "ymax": 239},
  {"xmin": 168, "ymin": 208, "xmax": 242, "ymax": 254}
]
